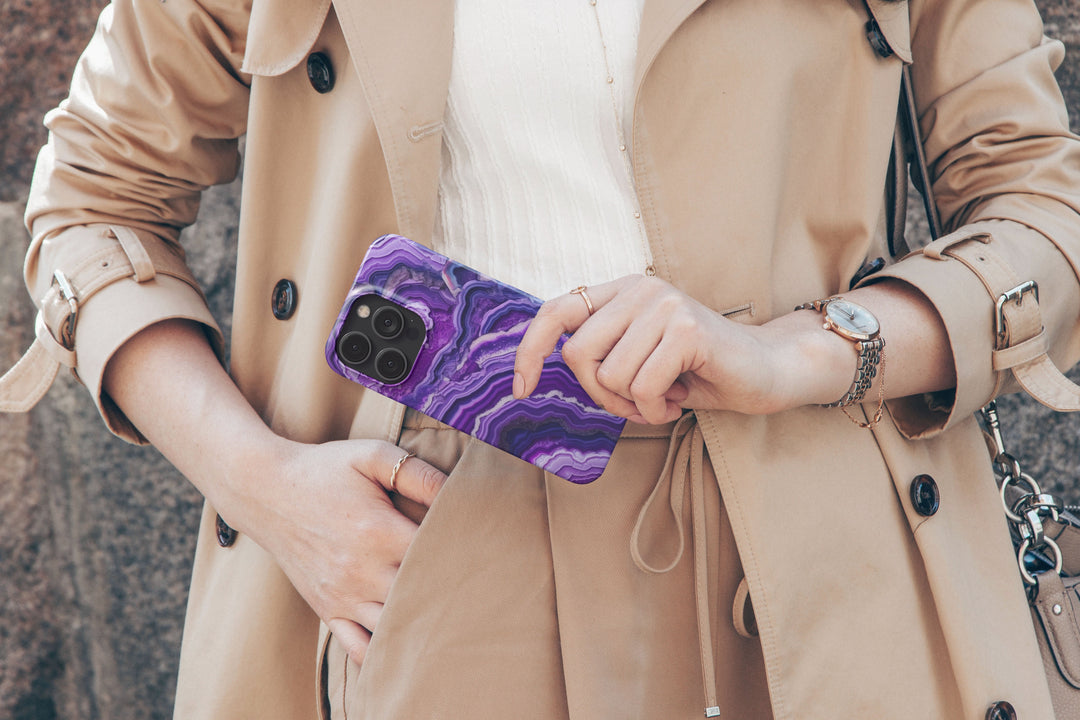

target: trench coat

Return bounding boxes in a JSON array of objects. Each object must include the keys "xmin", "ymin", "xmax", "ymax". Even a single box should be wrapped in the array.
[{"xmin": 8, "ymin": 0, "xmax": 1080, "ymax": 717}]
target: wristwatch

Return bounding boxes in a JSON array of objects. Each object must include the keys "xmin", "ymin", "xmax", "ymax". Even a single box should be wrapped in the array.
[{"xmin": 795, "ymin": 297, "xmax": 885, "ymax": 410}]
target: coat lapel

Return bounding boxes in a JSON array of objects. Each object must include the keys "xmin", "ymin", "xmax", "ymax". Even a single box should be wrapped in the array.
[
  {"xmin": 329, "ymin": 0, "xmax": 701, "ymax": 244},
  {"xmin": 331, "ymin": 0, "xmax": 455, "ymax": 242},
  {"xmin": 634, "ymin": 0, "xmax": 708, "ymax": 117}
]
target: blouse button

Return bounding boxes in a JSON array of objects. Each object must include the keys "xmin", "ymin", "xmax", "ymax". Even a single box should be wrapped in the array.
[{"xmin": 307, "ymin": 52, "xmax": 335, "ymax": 93}]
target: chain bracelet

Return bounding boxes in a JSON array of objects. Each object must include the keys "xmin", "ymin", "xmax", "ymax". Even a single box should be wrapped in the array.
[{"xmin": 981, "ymin": 401, "xmax": 1065, "ymax": 585}]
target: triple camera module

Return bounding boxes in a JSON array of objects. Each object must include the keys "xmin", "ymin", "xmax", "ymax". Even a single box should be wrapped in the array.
[{"xmin": 335, "ymin": 294, "xmax": 426, "ymax": 384}]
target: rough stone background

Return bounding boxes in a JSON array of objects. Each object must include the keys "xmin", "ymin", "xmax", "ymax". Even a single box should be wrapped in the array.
[{"xmin": 1, "ymin": 2, "xmax": 1080, "ymax": 719}]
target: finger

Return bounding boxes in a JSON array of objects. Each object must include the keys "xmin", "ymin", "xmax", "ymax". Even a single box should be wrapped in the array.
[
  {"xmin": 591, "ymin": 307, "xmax": 665, "ymax": 401},
  {"xmin": 665, "ymin": 378, "xmax": 690, "ymax": 404},
  {"xmin": 514, "ymin": 280, "xmax": 624, "ymax": 398},
  {"xmin": 625, "ymin": 335, "xmax": 691, "ymax": 424},
  {"xmin": 327, "ymin": 617, "xmax": 373, "ymax": 666},
  {"xmin": 369, "ymin": 444, "xmax": 448, "ymax": 507},
  {"xmin": 354, "ymin": 600, "xmax": 384, "ymax": 634},
  {"xmin": 561, "ymin": 286, "xmax": 671, "ymax": 416},
  {"xmin": 563, "ymin": 331, "xmax": 648, "ymax": 419}
]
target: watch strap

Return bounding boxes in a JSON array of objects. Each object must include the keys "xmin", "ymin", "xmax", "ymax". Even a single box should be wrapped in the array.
[{"xmin": 823, "ymin": 337, "xmax": 885, "ymax": 407}]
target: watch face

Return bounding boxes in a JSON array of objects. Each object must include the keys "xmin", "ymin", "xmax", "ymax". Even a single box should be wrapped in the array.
[{"xmin": 824, "ymin": 299, "xmax": 879, "ymax": 341}]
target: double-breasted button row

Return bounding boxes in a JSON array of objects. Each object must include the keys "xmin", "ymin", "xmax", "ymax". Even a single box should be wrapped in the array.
[
  {"xmin": 909, "ymin": 474, "xmax": 940, "ymax": 517},
  {"xmin": 986, "ymin": 700, "xmax": 1017, "ymax": 720},
  {"xmin": 865, "ymin": 19, "xmax": 893, "ymax": 59},
  {"xmin": 307, "ymin": 52, "xmax": 335, "ymax": 93},
  {"xmin": 272, "ymin": 279, "xmax": 298, "ymax": 320},
  {"xmin": 216, "ymin": 514, "xmax": 237, "ymax": 548}
]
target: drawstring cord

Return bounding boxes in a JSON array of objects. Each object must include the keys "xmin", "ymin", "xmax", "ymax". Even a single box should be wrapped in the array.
[{"xmin": 630, "ymin": 411, "xmax": 721, "ymax": 717}]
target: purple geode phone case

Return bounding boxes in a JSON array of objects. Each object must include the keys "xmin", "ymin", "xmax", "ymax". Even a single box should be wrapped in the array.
[{"xmin": 326, "ymin": 234, "xmax": 626, "ymax": 483}]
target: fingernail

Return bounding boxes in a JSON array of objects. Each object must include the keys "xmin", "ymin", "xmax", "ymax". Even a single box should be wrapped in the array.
[{"xmin": 513, "ymin": 372, "xmax": 526, "ymax": 399}]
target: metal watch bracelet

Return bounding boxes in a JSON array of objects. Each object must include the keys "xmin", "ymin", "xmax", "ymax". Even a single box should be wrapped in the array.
[{"xmin": 824, "ymin": 337, "xmax": 885, "ymax": 407}]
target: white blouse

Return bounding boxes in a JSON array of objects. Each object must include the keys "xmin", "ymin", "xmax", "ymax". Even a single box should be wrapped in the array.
[{"xmin": 431, "ymin": 0, "xmax": 652, "ymax": 300}]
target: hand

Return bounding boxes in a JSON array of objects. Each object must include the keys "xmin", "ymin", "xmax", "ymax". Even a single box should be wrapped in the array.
[
  {"xmin": 102, "ymin": 319, "xmax": 451, "ymax": 667},
  {"xmin": 220, "ymin": 437, "xmax": 447, "ymax": 666},
  {"xmin": 513, "ymin": 275, "xmax": 811, "ymax": 424}
]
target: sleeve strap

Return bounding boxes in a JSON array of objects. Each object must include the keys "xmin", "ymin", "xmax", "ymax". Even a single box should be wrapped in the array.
[
  {"xmin": 926, "ymin": 229, "xmax": 1080, "ymax": 411},
  {"xmin": 0, "ymin": 225, "xmax": 199, "ymax": 412}
]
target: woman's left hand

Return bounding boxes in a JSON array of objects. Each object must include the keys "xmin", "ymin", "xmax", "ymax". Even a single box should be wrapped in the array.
[{"xmin": 513, "ymin": 274, "xmax": 811, "ymax": 424}]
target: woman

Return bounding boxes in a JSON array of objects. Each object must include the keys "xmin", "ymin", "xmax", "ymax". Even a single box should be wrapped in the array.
[{"xmin": 4, "ymin": 0, "xmax": 1079, "ymax": 717}]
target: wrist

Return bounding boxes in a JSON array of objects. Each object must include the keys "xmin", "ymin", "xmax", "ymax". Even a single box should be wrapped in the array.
[
  {"xmin": 789, "ymin": 297, "xmax": 887, "ymax": 427},
  {"xmin": 765, "ymin": 309, "xmax": 864, "ymax": 410},
  {"xmin": 208, "ymin": 423, "xmax": 297, "ymax": 536}
]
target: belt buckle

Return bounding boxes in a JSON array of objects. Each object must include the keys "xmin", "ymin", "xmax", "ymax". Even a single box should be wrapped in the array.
[
  {"xmin": 51, "ymin": 270, "xmax": 79, "ymax": 351},
  {"xmin": 994, "ymin": 280, "xmax": 1039, "ymax": 346}
]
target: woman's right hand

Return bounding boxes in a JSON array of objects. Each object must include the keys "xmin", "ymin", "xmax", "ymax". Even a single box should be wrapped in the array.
[
  {"xmin": 102, "ymin": 319, "xmax": 447, "ymax": 666},
  {"xmin": 229, "ymin": 436, "xmax": 447, "ymax": 666}
]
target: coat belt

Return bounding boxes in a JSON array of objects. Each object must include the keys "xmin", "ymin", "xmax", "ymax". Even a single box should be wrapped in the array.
[{"xmin": 631, "ymin": 410, "xmax": 722, "ymax": 717}]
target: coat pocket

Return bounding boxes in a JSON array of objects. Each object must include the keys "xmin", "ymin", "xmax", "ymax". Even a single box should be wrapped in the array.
[
  {"xmin": 317, "ymin": 426, "xmax": 477, "ymax": 719},
  {"xmin": 242, "ymin": 0, "xmax": 333, "ymax": 76}
]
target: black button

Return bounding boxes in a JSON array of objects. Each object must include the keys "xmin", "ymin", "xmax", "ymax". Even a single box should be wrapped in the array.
[
  {"xmin": 216, "ymin": 514, "xmax": 237, "ymax": 548},
  {"xmin": 849, "ymin": 256, "xmax": 886, "ymax": 289},
  {"xmin": 910, "ymin": 474, "xmax": 940, "ymax": 517},
  {"xmin": 985, "ymin": 701, "xmax": 1017, "ymax": 720},
  {"xmin": 272, "ymin": 279, "xmax": 298, "ymax": 320},
  {"xmin": 307, "ymin": 52, "xmax": 335, "ymax": 93},
  {"xmin": 864, "ymin": 19, "xmax": 894, "ymax": 58}
]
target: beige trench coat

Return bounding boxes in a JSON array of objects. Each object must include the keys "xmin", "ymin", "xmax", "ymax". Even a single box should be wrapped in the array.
[{"xmin": 10, "ymin": 0, "xmax": 1080, "ymax": 717}]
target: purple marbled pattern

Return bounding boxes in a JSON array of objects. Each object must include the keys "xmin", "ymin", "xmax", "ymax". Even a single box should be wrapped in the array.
[{"xmin": 326, "ymin": 234, "xmax": 626, "ymax": 483}]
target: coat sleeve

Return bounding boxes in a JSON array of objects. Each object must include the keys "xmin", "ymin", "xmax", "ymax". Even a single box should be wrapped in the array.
[
  {"xmin": 21, "ymin": 0, "xmax": 252, "ymax": 442},
  {"xmin": 866, "ymin": 0, "xmax": 1080, "ymax": 438}
]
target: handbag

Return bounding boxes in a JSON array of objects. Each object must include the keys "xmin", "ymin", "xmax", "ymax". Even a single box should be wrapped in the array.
[
  {"xmin": 896, "ymin": 58, "xmax": 1080, "ymax": 715},
  {"xmin": 983, "ymin": 401, "xmax": 1080, "ymax": 716}
]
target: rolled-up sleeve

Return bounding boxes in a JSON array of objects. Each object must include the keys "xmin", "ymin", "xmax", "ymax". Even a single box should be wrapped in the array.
[
  {"xmin": 867, "ymin": 0, "xmax": 1080, "ymax": 438},
  {"xmin": 22, "ymin": 0, "xmax": 251, "ymax": 442}
]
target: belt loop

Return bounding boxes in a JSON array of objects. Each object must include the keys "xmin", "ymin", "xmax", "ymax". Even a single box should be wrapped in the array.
[
  {"xmin": 920, "ymin": 231, "xmax": 990, "ymax": 260},
  {"xmin": 109, "ymin": 225, "xmax": 157, "ymax": 282}
]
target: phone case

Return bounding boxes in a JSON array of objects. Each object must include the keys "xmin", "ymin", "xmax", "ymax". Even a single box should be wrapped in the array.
[{"xmin": 326, "ymin": 234, "xmax": 626, "ymax": 483}]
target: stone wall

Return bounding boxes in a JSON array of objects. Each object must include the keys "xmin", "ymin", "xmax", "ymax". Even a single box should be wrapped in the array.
[{"xmin": 2, "ymin": 3, "xmax": 1080, "ymax": 719}]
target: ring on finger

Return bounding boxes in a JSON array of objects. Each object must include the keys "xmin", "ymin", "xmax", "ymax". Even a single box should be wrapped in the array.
[
  {"xmin": 389, "ymin": 451, "xmax": 415, "ymax": 493},
  {"xmin": 570, "ymin": 286, "xmax": 595, "ymax": 316}
]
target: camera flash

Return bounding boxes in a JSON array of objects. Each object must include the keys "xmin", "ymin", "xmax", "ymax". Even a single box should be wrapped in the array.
[{"xmin": 356, "ymin": 304, "xmax": 371, "ymax": 319}]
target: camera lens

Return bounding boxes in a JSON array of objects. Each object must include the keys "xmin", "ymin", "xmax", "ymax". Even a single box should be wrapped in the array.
[
  {"xmin": 337, "ymin": 331, "xmax": 372, "ymax": 365},
  {"xmin": 375, "ymin": 347, "xmax": 409, "ymax": 383},
  {"xmin": 371, "ymin": 305, "xmax": 405, "ymax": 339}
]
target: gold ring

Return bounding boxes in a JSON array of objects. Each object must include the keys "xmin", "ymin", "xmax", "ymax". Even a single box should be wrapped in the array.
[
  {"xmin": 570, "ymin": 286, "xmax": 595, "ymax": 315},
  {"xmin": 389, "ymin": 451, "xmax": 415, "ymax": 493}
]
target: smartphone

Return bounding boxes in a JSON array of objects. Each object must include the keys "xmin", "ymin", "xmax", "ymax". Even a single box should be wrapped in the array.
[{"xmin": 325, "ymin": 234, "xmax": 626, "ymax": 484}]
